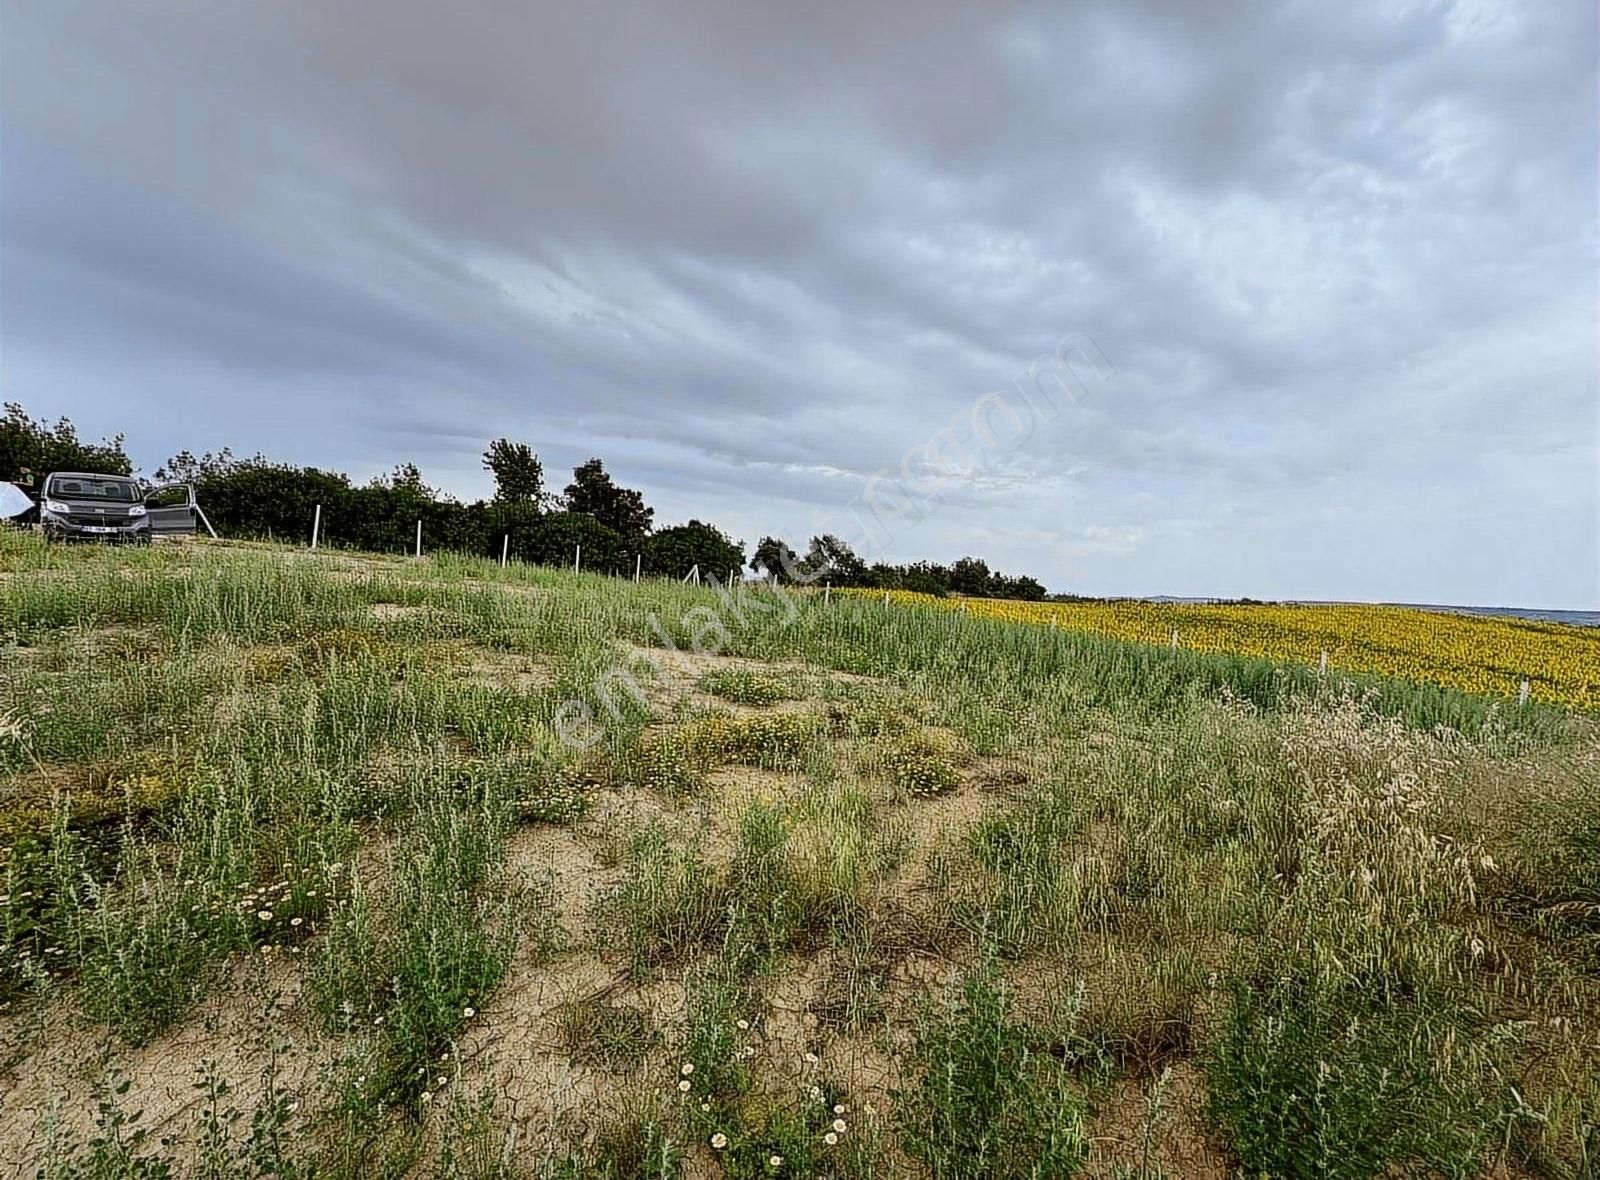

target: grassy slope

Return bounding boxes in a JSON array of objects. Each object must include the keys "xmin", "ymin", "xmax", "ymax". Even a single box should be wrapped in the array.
[{"xmin": 0, "ymin": 533, "xmax": 1596, "ymax": 1179}]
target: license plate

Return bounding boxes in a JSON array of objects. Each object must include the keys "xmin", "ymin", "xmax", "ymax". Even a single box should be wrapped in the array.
[{"xmin": 82, "ymin": 525, "xmax": 117, "ymax": 534}]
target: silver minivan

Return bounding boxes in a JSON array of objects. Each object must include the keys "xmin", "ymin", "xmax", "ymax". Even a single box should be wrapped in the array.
[{"xmin": 37, "ymin": 471, "xmax": 199, "ymax": 542}]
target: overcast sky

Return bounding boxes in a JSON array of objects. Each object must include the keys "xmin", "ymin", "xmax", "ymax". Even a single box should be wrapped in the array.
[{"xmin": 2, "ymin": 2, "xmax": 1595, "ymax": 606}]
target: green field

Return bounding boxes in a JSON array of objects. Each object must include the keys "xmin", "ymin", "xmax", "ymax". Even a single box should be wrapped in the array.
[{"xmin": 2, "ymin": 533, "xmax": 1596, "ymax": 1178}]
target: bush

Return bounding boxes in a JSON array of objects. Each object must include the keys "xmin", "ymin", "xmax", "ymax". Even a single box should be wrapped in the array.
[
  {"xmin": 1206, "ymin": 974, "xmax": 1512, "ymax": 1179},
  {"xmin": 644, "ymin": 521, "xmax": 745, "ymax": 582},
  {"xmin": 882, "ymin": 734, "xmax": 961, "ymax": 799},
  {"xmin": 698, "ymin": 669, "xmax": 797, "ymax": 707},
  {"xmin": 897, "ymin": 958, "xmax": 1089, "ymax": 1179}
]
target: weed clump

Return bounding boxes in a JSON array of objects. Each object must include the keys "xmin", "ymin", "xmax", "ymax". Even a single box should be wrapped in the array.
[
  {"xmin": 699, "ymin": 668, "xmax": 799, "ymax": 706},
  {"xmin": 881, "ymin": 733, "xmax": 962, "ymax": 799},
  {"xmin": 465, "ymin": 756, "xmax": 598, "ymax": 825},
  {"xmin": 594, "ymin": 825, "xmax": 725, "ymax": 977},
  {"xmin": 634, "ymin": 712, "xmax": 823, "ymax": 797},
  {"xmin": 896, "ymin": 957, "xmax": 1089, "ymax": 1178},
  {"xmin": 635, "ymin": 728, "xmax": 710, "ymax": 797},
  {"xmin": 307, "ymin": 788, "xmax": 539, "ymax": 1111},
  {"xmin": 673, "ymin": 963, "xmax": 878, "ymax": 1178},
  {"xmin": 712, "ymin": 713, "xmax": 822, "ymax": 769},
  {"xmin": 1206, "ymin": 974, "xmax": 1513, "ymax": 1179},
  {"xmin": 557, "ymin": 996, "xmax": 661, "ymax": 1070},
  {"xmin": 549, "ymin": 1108, "xmax": 684, "ymax": 1179}
]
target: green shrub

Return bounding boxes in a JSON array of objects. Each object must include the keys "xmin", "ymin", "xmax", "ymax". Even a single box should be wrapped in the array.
[
  {"xmin": 698, "ymin": 669, "xmax": 798, "ymax": 707},
  {"xmin": 1206, "ymin": 975, "xmax": 1512, "ymax": 1179},
  {"xmin": 896, "ymin": 958, "xmax": 1089, "ymax": 1179},
  {"xmin": 77, "ymin": 868, "xmax": 233, "ymax": 1046},
  {"xmin": 881, "ymin": 732, "xmax": 961, "ymax": 799}
]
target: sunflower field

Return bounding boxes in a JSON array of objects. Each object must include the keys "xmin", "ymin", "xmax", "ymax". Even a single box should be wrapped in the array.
[{"xmin": 848, "ymin": 591, "xmax": 1600, "ymax": 710}]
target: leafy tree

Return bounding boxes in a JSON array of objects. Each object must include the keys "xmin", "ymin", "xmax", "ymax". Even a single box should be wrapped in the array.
[
  {"xmin": 483, "ymin": 439, "xmax": 546, "ymax": 506},
  {"xmin": 348, "ymin": 464, "xmax": 464, "ymax": 554},
  {"xmin": 8, "ymin": 402, "xmax": 1060, "ymax": 600},
  {"xmin": 990, "ymin": 572, "xmax": 1047, "ymax": 601},
  {"xmin": 804, "ymin": 534, "xmax": 871, "ymax": 587},
  {"xmin": 901, "ymin": 561, "xmax": 955, "ymax": 597},
  {"xmin": 949, "ymin": 557, "xmax": 994, "ymax": 598},
  {"xmin": 643, "ymin": 520, "xmax": 744, "ymax": 581},
  {"xmin": 154, "ymin": 448, "xmax": 231, "ymax": 484},
  {"xmin": 1, "ymin": 403, "xmax": 132, "ymax": 483},
  {"xmin": 563, "ymin": 458, "xmax": 653, "ymax": 537},
  {"xmin": 505, "ymin": 511, "xmax": 628, "ymax": 573},
  {"xmin": 751, "ymin": 536, "xmax": 803, "ymax": 584},
  {"xmin": 384, "ymin": 462, "xmax": 436, "ymax": 499},
  {"xmin": 161, "ymin": 451, "xmax": 353, "ymax": 543}
]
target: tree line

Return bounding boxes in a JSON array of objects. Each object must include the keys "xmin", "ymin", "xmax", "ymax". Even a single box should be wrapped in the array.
[{"xmin": 1, "ymin": 402, "xmax": 1048, "ymax": 599}]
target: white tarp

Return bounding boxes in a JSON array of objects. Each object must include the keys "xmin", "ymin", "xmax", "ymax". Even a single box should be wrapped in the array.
[{"xmin": 0, "ymin": 482, "xmax": 34, "ymax": 519}]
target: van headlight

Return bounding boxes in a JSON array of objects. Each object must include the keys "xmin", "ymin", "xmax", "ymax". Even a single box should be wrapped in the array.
[
  {"xmin": 43, "ymin": 499, "xmax": 69, "ymax": 516},
  {"xmin": 127, "ymin": 504, "xmax": 147, "ymax": 517}
]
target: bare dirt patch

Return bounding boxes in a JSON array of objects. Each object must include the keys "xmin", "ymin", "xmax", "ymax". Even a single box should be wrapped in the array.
[
  {"xmin": 504, "ymin": 825, "xmax": 615, "ymax": 941},
  {"xmin": 620, "ymin": 645, "xmax": 874, "ymax": 716},
  {"xmin": 706, "ymin": 766, "xmax": 809, "ymax": 814},
  {"xmin": 1085, "ymin": 1061, "xmax": 1230, "ymax": 1179},
  {"xmin": 453, "ymin": 955, "xmax": 623, "ymax": 1149},
  {"xmin": 0, "ymin": 957, "xmax": 326, "ymax": 1174},
  {"xmin": 896, "ymin": 787, "xmax": 992, "ymax": 872},
  {"xmin": 450, "ymin": 644, "xmax": 550, "ymax": 693},
  {"xmin": 962, "ymin": 754, "xmax": 1042, "ymax": 797},
  {"xmin": 369, "ymin": 602, "xmax": 428, "ymax": 622}
]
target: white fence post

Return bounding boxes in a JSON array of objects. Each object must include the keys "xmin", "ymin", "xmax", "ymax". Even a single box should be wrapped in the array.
[
  {"xmin": 1170, "ymin": 628, "xmax": 1178, "ymax": 650},
  {"xmin": 1318, "ymin": 650, "xmax": 1328, "ymax": 676},
  {"xmin": 635, "ymin": 553, "xmax": 642, "ymax": 583},
  {"xmin": 574, "ymin": 544, "xmax": 581, "ymax": 574},
  {"xmin": 194, "ymin": 504, "xmax": 219, "ymax": 540},
  {"xmin": 310, "ymin": 504, "xmax": 322, "ymax": 550},
  {"xmin": 824, "ymin": 584, "xmax": 831, "ymax": 606},
  {"xmin": 415, "ymin": 519, "xmax": 422, "ymax": 558},
  {"xmin": 1518, "ymin": 680, "xmax": 1530, "ymax": 706},
  {"xmin": 500, "ymin": 534, "xmax": 509, "ymax": 568}
]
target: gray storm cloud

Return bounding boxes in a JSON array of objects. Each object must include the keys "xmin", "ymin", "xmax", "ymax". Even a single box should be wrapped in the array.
[{"xmin": 2, "ymin": 0, "xmax": 1595, "ymax": 605}]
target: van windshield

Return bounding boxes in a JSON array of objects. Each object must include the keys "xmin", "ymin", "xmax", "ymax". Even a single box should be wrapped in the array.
[{"xmin": 48, "ymin": 477, "xmax": 139, "ymax": 503}]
